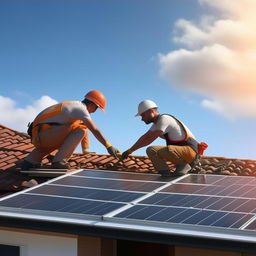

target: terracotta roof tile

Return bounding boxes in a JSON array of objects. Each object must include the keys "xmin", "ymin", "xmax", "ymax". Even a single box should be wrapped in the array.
[{"xmin": 1, "ymin": 123, "xmax": 256, "ymax": 192}]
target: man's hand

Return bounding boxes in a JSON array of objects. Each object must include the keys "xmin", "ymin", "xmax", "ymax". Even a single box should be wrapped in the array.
[
  {"xmin": 121, "ymin": 149, "xmax": 133, "ymax": 160},
  {"xmin": 107, "ymin": 146, "xmax": 121, "ymax": 158},
  {"xmin": 82, "ymin": 149, "xmax": 90, "ymax": 154}
]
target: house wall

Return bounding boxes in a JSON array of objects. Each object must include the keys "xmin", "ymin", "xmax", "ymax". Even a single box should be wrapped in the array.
[
  {"xmin": 174, "ymin": 246, "xmax": 256, "ymax": 256},
  {"xmin": 0, "ymin": 227, "xmax": 115, "ymax": 256},
  {"xmin": 116, "ymin": 240, "xmax": 256, "ymax": 256},
  {"xmin": 0, "ymin": 228, "xmax": 77, "ymax": 256},
  {"xmin": 1, "ymin": 227, "xmax": 256, "ymax": 256}
]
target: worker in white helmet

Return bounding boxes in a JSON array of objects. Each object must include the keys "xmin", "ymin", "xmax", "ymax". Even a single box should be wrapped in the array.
[{"xmin": 121, "ymin": 100, "xmax": 207, "ymax": 177}]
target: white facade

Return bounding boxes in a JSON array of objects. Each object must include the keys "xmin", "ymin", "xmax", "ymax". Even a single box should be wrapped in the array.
[{"xmin": 0, "ymin": 229, "xmax": 77, "ymax": 256}]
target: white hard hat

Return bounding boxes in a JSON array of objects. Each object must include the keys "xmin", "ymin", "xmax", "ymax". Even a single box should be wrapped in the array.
[{"xmin": 135, "ymin": 100, "xmax": 158, "ymax": 116}]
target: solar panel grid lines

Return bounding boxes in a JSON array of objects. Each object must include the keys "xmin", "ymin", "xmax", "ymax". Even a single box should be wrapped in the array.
[
  {"xmin": 0, "ymin": 192, "xmax": 126, "ymax": 217},
  {"xmin": 102, "ymin": 176, "xmax": 179, "ymax": 218},
  {"xmin": 170, "ymin": 175, "xmax": 256, "ymax": 216},
  {"xmin": 163, "ymin": 176, "xmax": 256, "ymax": 200},
  {"xmin": 242, "ymin": 214, "xmax": 256, "ymax": 230},
  {"xmin": 52, "ymin": 176, "xmax": 166, "ymax": 192},
  {"xmin": 177, "ymin": 174, "xmax": 226, "ymax": 185},
  {"xmin": 73, "ymin": 169, "xmax": 175, "ymax": 182},
  {"xmin": 141, "ymin": 192, "xmax": 256, "ymax": 214},
  {"xmin": 2, "ymin": 171, "xmax": 256, "ymax": 241},
  {"xmin": 0, "ymin": 169, "xmax": 163, "ymax": 219},
  {"xmin": 28, "ymin": 184, "xmax": 146, "ymax": 203},
  {"xmin": 103, "ymin": 184, "xmax": 175, "ymax": 218},
  {"xmin": 179, "ymin": 174, "xmax": 256, "ymax": 186},
  {"xmin": 25, "ymin": 190, "xmax": 129, "ymax": 205},
  {"xmin": 0, "ymin": 169, "xmax": 178, "ymax": 221},
  {"xmin": 109, "ymin": 174, "xmax": 256, "ymax": 231},
  {"xmin": 108, "ymin": 205, "xmax": 255, "ymax": 234},
  {"xmin": 72, "ymin": 173, "xmax": 166, "ymax": 183},
  {"xmin": 112, "ymin": 203, "xmax": 255, "ymax": 230},
  {"xmin": 138, "ymin": 193, "xmax": 253, "ymax": 215},
  {"xmin": 0, "ymin": 168, "xmax": 84, "ymax": 203}
]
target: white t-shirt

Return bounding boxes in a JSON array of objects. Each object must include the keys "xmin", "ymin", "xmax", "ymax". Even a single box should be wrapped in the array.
[
  {"xmin": 149, "ymin": 114, "xmax": 195, "ymax": 141},
  {"xmin": 37, "ymin": 101, "xmax": 91, "ymax": 124}
]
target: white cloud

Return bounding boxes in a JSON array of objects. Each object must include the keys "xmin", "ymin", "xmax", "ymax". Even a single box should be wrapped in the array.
[
  {"xmin": 159, "ymin": 0, "xmax": 256, "ymax": 118},
  {"xmin": 0, "ymin": 95, "xmax": 58, "ymax": 132}
]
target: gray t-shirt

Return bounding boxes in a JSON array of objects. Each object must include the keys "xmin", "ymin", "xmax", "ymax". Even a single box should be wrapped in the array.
[
  {"xmin": 149, "ymin": 114, "xmax": 195, "ymax": 141},
  {"xmin": 38, "ymin": 101, "xmax": 91, "ymax": 124}
]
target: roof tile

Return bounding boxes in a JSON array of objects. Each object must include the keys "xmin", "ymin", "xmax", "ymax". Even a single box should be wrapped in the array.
[{"xmin": 1, "ymin": 123, "xmax": 256, "ymax": 192}]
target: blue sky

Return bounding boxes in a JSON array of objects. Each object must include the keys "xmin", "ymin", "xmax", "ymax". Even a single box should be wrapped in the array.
[{"xmin": 1, "ymin": 0, "xmax": 256, "ymax": 159}]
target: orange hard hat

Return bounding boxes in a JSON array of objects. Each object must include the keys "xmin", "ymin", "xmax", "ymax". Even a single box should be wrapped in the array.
[{"xmin": 84, "ymin": 90, "xmax": 106, "ymax": 111}]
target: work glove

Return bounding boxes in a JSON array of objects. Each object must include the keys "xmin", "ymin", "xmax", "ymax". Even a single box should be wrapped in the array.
[
  {"xmin": 82, "ymin": 148, "xmax": 90, "ymax": 154},
  {"xmin": 121, "ymin": 149, "xmax": 133, "ymax": 160},
  {"xmin": 107, "ymin": 146, "xmax": 121, "ymax": 159}
]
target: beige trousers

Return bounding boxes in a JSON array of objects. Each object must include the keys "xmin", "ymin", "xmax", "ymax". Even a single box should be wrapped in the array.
[
  {"xmin": 146, "ymin": 145, "xmax": 196, "ymax": 172},
  {"xmin": 26, "ymin": 124, "xmax": 86, "ymax": 164}
]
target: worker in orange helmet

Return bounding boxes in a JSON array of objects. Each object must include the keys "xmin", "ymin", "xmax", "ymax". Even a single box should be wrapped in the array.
[
  {"xmin": 21, "ymin": 90, "xmax": 120, "ymax": 170},
  {"xmin": 121, "ymin": 100, "xmax": 207, "ymax": 177}
]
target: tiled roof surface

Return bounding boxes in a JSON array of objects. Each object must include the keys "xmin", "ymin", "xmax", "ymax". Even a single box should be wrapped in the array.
[{"xmin": 1, "ymin": 124, "xmax": 256, "ymax": 191}]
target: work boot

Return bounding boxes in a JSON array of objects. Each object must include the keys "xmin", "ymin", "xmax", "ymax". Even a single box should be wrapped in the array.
[
  {"xmin": 190, "ymin": 155, "xmax": 202, "ymax": 173},
  {"xmin": 21, "ymin": 160, "xmax": 41, "ymax": 170},
  {"xmin": 158, "ymin": 170, "xmax": 172, "ymax": 177},
  {"xmin": 51, "ymin": 161, "xmax": 70, "ymax": 169},
  {"xmin": 172, "ymin": 161, "xmax": 191, "ymax": 176}
]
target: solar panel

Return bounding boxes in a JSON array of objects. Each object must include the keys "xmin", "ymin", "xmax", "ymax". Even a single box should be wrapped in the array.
[
  {"xmin": 107, "ymin": 174, "xmax": 256, "ymax": 233},
  {"xmin": 52, "ymin": 176, "xmax": 165, "ymax": 192},
  {"xmin": 1, "ymin": 170, "xmax": 256, "ymax": 245},
  {"xmin": 0, "ymin": 169, "xmax": 172, "ymax": 220},
  {"xmin": 75, "ymin": 169, "xmax": 171, "ymax": 181}
]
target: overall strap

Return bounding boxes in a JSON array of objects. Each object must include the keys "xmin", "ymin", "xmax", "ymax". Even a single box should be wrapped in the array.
[{"xmin": 162, "ymin": 114, "xmax": 198, "ymax": 153}]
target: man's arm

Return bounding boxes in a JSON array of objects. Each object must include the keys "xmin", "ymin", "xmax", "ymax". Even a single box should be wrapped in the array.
[
  {"xmin": 83, "ymin": 118, "xmax": 120, "ymax": 158},
  {"xmin": 83, "ymin": 119, "xmax": 107, "ymax": 146},
  {"xmin": 81, "ymin": 128, "xmax": 90, "ymax": 153},
  {"xmin": 122, "ymin": 129, "xmax": 162, "ymax": 159},
  {"xmin": 130, "ymin": 129, "xmax": 162, "ymax": 152}
]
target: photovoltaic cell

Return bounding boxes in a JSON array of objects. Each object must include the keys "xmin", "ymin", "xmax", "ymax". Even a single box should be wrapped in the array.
[
  {"xmin": 52, "ymin": 176, "xmax": 164, "ymax": 192},
  {"xmin": 140, "ymin": 193, "xmax": 188, "ymax": 206},
  {"xmin": 75, "ymin": 170, "xmax": 173, "ymax": 182},
  {"xmin": 0, "ymin": 193, "xmax": 125, "ymax": 215},
  {"xmin": 244, "ymin": 219, "xmax": 256, "ymax": 230},
  {"xmin": 210, "ymin": 212, "xmax": 253, "ymax": 228},
  {"xmin": 178, "ymin": 175, "xmax": 225, "ymax": 185},
  {"xmin": 166, "ymin": 208, "xmax": 199, "ymax": 223},
  {"xmin": 241, "ymin": 187, "xmax": 256, "ymax": 198},
  {"xmin": 227, "ymin": 185, "xmax": 256, "ymax": 197},
  {"xmin": 114, "ymin": 203, "xmax": 254, "ymax": 229},
  {"xmin": 30, "ymin": 184, "xmax": 145, "ymax": 202},
  {"xmin": 147, "ymin": 207, "xmax": 186, "ymax": 222},
  {"xmin": 161, "ymin": 183, "xmax": 211, "ymax": 194},
  {"xmin": 181, "ymin": 209, "xmax": 215, "ymax": 225}
]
